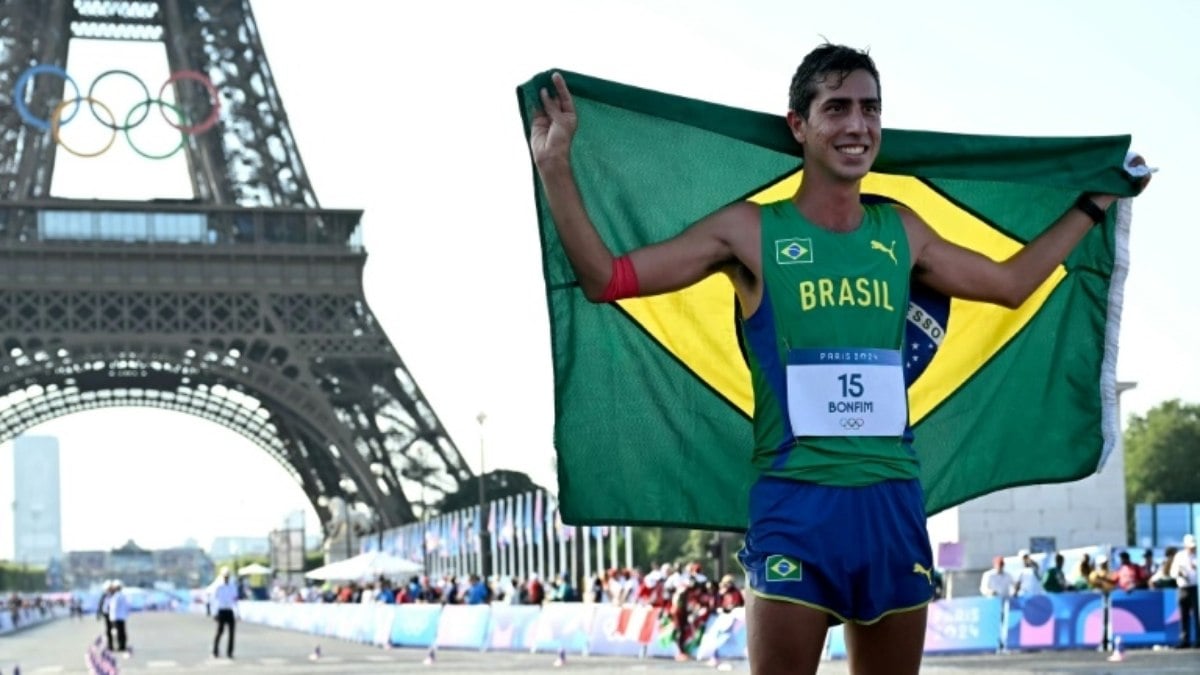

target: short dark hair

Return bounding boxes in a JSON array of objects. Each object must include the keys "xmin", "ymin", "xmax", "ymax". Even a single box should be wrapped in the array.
[{"xmin": 788, "ymin": 43, "xmax": 881, "ymax": 118}]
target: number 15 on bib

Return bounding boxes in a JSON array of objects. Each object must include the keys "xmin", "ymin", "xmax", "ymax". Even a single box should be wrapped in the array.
[{"xmin": 786, "ymin": 348, "xmax": 908, "ymax": 437}]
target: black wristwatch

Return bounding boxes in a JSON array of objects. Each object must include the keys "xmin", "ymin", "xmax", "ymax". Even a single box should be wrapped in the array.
[{"xmin": 1074, "ymin": 194, "xmax": 1106, "ymax": 225}]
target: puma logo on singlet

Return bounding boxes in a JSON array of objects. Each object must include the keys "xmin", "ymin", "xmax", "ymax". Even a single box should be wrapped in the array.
[
  {"xmin": 913, "ymin": 562, "xmax": 934, "ymax": 585},
  {"xmin": 871, "ymin": 239, "xmax": 898, "ymax": 265}
]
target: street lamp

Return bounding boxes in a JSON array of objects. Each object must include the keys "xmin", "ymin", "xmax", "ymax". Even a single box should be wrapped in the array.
[{"xmin": 477, "ymin": 412, "xmax": 489, "ymax": 578}]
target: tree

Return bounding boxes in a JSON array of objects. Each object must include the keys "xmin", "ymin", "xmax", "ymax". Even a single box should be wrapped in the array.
[{"xmin": 1124, "ymin": 399, "xmax": 1200, "ymax": 538}]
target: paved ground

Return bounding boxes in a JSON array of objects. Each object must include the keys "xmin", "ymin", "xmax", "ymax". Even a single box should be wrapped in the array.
[{"xmin": 1, "ymin": 612, "xmax": 1198, "ymax": 674}]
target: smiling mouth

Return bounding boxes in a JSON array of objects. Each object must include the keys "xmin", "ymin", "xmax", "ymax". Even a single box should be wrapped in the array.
[{"xmin": 837, "ymin": 145, "xmax": 868, "ymax": 156}]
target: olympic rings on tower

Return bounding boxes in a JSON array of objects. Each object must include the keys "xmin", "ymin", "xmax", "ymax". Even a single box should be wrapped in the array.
[{"xmin": 12, "ymin": 64, "xmax": 221, "ymax": 160}]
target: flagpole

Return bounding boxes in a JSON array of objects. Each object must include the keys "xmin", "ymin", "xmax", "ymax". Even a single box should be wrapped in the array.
[
  {"xmin": 540, "ymin": 487, "xmax": 549, "ymax": 578},
  {"xmin": 610, "ymin": 526, "xmax": 618, "ymax": 573},
  {"xmin": 541, "ymin": 490, "xmax": 551, "ymax": 581},
  {"xmin": 459, "ymin": 508, "xmax": 468, "ymax": 577},
  {"xmin": 556, "ymin": 498, "xmax": 566, "ymax": 579},
  {"xmin": 570, "ymin": 525, "xmax": 578, "ymax": 594},
  {"xmin": 624, "ymin": 526, "xmax": 633, "ymax": 571},
  {"xmin": 547, "ymin": 499, "xmax": 557, "ymax": 581},
  {"xmin": 595, "ymin": 527, "xmax": 604, "ymax": 586},
  {"xmin": 507, "ymin": 495, "xmax": 516, "ymax": 581},
  {"xmin": 582, "ymin": 524, "xmax": 592, "ymax": 596}
]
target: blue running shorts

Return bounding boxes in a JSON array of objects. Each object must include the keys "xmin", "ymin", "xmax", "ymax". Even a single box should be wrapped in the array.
[{"xmin": 737, "ymin": 476, "xmax": 934, "ymax": 625}]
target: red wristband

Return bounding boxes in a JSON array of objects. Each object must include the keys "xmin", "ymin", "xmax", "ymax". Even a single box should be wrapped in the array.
[{"xmin": 599, "ymin": 255, "xmax": 640, "ymax": 302}]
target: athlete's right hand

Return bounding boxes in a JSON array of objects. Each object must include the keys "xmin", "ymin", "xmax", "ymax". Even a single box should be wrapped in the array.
[{"xmin": 530, "ymin": 72, "xmax": 577, "ymax": 170}]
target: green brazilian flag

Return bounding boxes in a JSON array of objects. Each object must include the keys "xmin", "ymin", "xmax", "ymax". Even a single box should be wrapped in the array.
[{"xmin": 516, "ymin": 69, "xmax": 1140, "ymax": 531}]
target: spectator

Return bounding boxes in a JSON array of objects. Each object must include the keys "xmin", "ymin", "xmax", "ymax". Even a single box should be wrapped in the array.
[
  {"xmin": 107, "ymin": 580, "xmax": 131, "ymax": 656},
  {"xmin": 1170, "ymin": 534, "xmax": 1198, "ymax": 648},
  {"xmin": 718, "ymin": 575, "xmax": 745, "ymax": 611},
  {"xmin": 1014, "ymin": 550, "xmax": 1044, "ymax": 596},
  {"xmin": 97, "ymin": 581, "xmax": 116, "ymax": 652},
  {"xmin": 669, "ymin": 577, "xmax": 695, "ymax": 661},
  {"xmin": 1071, "ymin": 553, "xmax": 1094, "ymax": 590},
  {"xmin": 1113, "ymin": 551, "xmax": 1148, "ymax": 592},
  {"xmin": 552, "ymin": 572, "xmax": 577, "ymax": 602},
  {"xmin": 1138, "ymin": 549, "xmax": 1156, "ymax": 588},
  {"xmin": 210, "ymin": 568, "xmax": 239, "ymax": 659},
  {"xmin": 979, "ymin": 556, "xmax": 1014, "ymax": 598},
  {"xmin": 375, "ymin": 581, "xmax": 396, "ymax": 604},
  {"xmin": 509, "ymin": 576, "xmax": 526, "ymax": 605},
  {"xmin": 526, "ymin": 572, "xmax": 545, "ymax": 605},
  {"xmin": 588, "ymin": 572, "xmax": 604, "ymax": 603},
  {"xmin": 1041, "ymin": 553, "xmax": 1068, "ymax": 593},
  {"xmin": 465, "ymin": 574, "xmax": 490, "ymax": 605},
  {"xmin": 1151, "ymin": 547, "xmax": 1179, "ymax": 589},
  {"xmin": 638, "ymin": 569, "xmax": 668, "ymax": 608},
  {"xmin": 1087, "ymin": 556, "xmax": 1117, "ymax": 594}
]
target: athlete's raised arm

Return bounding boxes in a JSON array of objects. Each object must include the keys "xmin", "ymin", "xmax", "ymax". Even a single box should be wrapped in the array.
[
  {"xmin": 905, "ymin": 158, "xmax": 1151, "ymax": 307},
  {"xmin": 530, "ymin": 72, "xmax": 759, "ymax": 302}
]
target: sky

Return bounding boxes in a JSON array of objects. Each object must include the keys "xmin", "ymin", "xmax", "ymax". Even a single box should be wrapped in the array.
[{"xmin": 1, "ymin": 0, "xmax": 1197, "ymax": 559}]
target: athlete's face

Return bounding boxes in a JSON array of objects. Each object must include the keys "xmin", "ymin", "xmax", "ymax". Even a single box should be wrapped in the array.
[{"xmin": 788, "ymin": 69, "xmax": 881, "ymax": 182}]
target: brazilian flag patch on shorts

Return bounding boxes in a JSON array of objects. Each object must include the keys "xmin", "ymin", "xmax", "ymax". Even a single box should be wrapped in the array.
[{"xmin": 765, "ymin": 554, "xmax": 802, "ymax": 582}]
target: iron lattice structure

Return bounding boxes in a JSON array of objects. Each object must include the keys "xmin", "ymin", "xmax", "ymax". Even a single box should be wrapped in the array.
[{"xmin": 0, "ymin": 0, "xmax": 492, "ymax": 534}]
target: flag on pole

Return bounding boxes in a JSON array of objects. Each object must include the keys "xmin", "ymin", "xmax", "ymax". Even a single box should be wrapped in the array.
[
  {"xmin": 523, "ymin": 492, "xmax": 534, "ymax": 546},
  {"xmin": 516, "ymin": 69, "xmax": 1141, "ymax": 530},
  {"xmin": 533, "ymin": 490, "xmax": 544, "ymax": 541},
  {"xmin": 499, "ymin": 499, "xmax": 513, "ymax": 547}
]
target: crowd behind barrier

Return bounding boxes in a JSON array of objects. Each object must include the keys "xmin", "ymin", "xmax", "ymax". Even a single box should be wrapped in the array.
[
  {"xmin": 213, "ymin": 588, "xmax": 1187, "ymax": 661},
  {"xmin": 0, "ymin": 593, "xmax": 70, "ymax": 634}
]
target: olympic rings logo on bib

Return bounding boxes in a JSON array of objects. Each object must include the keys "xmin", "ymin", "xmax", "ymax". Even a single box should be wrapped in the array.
[
  {"xmin": 12, "ymin": 64, "xmax": 221, "ymax": 159},
  {"xmin": 839, "ymin": 418, "xmax": 865, "ymax": 430}
]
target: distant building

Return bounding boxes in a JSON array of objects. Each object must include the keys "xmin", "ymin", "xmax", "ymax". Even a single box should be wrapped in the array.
[
  {"xmin": 109, "ymin": 540, "xmax": 156, "ymax": 588},
  {"xmin": 64, "ymin": 541, "xmax": 215, "ymax": 590},
  {"xmin": 12, "ymin": 436, "xmax": 63, "ymax": 566}
]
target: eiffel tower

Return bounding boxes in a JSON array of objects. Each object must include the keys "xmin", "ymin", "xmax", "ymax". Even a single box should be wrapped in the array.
[{"xmin": 0, "ymin": 0, "xmax": 525, "ymax": 541}]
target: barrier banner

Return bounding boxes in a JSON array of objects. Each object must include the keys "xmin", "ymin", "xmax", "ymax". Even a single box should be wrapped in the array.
[
  {"xmin": 827, "ymin": 597, "xmax": 1001, "ymax": 659},
  {"xmin": 486, "ymin": 605, "xmax": 541, "ymax": 652},
  {"xmin": 695, "ymin": 608, "xmax": 748, "ymax": 661},
  {"xmin": 327, "ymin": 603, "xmax": 361, "ymax": 640},
  {"xmin": 528, "ymin": 602, "xmax": 593, "ymax": 654},
  {"xmin": 307, "ymin": 602, "xmax": 330, "ymax": 636},
  {"xmin": 349, "ymin": 604, "xmax": 380, "ymax": 644},
  {"xmin": 371, "ymin": 605, "xmax": 397, "ymax": 647},
  {"xmin": 1006, "ymin": 591, "xmax": 1104, "ymax": 649},
  {"xmin": 225, "ymin": 594, "xmax": 1191, "ymax": 660},
  {"xmin": 1109, "ymin": 589, "xmax": 1180, "ymax": 648},
  {"xmin": 283, "ymin": 603, "xmax": 315, "ymax": 632},
  {"xmin": 588, "ymin": 604, "xmax": 660, "ymax": 657},
  {"xmin": 389, "ymin": 603, "xmax": 442, "ymax": 647},
  {"xmin": 924, "ymin": 596, "xmax": 1003, "ymax": 654},
  {"xmin": 436, "ymin": 605, "xmax": 491, "ymax": 649}
]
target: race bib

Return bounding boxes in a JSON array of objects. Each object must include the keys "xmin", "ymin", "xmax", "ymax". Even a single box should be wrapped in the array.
[{"xmin": 786, "ymin": 348, "xmax": 907, "ymax": 437}]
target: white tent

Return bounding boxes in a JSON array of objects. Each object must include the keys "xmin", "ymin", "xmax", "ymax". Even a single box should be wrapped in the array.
[
  {"xmin": 304, "ymin": 551, "xmax": 422, "ymax": 581},
  {"xmin": 237, "ymin": 563, "xmax": 273, "ymax": 576}
]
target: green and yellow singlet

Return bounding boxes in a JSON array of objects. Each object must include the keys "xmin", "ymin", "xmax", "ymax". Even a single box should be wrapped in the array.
[{"xmin": 742, "ymin": 200, "xmax": 920, "ymax": 485}]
